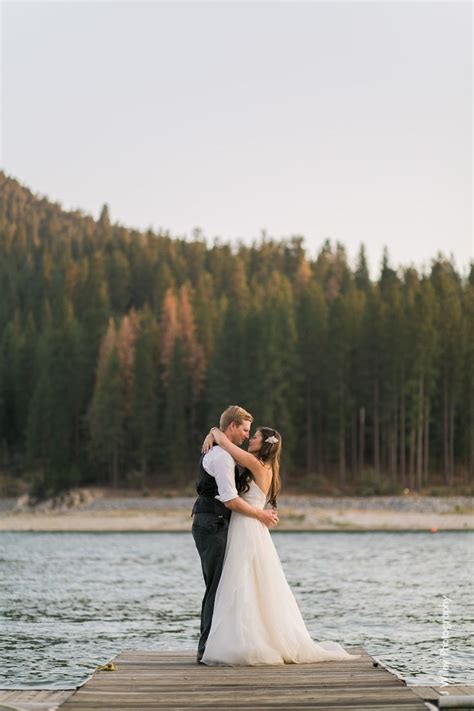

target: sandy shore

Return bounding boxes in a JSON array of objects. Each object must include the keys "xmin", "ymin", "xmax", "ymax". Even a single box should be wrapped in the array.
[{"xmin": 0, "ymin": 495, "xmax": 472, "ymax": 531}]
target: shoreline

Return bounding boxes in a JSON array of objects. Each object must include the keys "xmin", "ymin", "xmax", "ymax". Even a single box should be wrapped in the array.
[{"xmin": 1, "ymin": 495, "xmax": 472, "ymax": 532}]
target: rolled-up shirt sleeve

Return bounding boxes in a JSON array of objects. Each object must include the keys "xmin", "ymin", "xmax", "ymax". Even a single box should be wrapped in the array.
[{"xmin": 203, "ymin": 446, "xmax": 238, "ymax": 503}]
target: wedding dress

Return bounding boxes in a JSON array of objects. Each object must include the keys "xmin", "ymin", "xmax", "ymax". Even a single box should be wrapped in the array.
[{"xmin": 201, "ymin": 478, "xmax": 361, "ymax": 666}]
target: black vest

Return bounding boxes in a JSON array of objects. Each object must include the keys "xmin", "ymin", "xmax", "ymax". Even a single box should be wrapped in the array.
[{"xmin": 191, "ymin": 451, "xmax": 238, "ymax": 520}]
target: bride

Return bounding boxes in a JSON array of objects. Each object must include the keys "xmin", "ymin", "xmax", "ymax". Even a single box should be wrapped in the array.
[{"xmin": 199, "ymin": 425, "xmax": 360, "ymax": 666}]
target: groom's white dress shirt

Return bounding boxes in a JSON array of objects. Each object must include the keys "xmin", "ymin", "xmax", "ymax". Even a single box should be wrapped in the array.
[{"xmin": 202, "ymin": 445, "xmax": 238, "ymax": 503}]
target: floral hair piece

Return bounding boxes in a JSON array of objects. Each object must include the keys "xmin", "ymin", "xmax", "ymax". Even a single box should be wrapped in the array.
[{"xmin": 265, "ymin": 435, "xmax": 278, "ymax": 444}]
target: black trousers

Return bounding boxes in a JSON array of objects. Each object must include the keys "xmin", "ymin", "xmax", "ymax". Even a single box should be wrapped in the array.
[{"xmin": 192, "ymin": 512, "xmax": 230, "ymax": 659}]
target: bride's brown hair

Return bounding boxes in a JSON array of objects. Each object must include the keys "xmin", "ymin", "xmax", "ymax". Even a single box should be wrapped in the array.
[{"xmin": 236, "ymin": 427, "xmax": 282, "ymax": 508}]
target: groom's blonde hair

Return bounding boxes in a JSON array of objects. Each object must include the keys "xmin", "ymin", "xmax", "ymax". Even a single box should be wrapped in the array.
[{"xmin": 219, "ymin": 405, "xmax": 253, "ymax": 431}]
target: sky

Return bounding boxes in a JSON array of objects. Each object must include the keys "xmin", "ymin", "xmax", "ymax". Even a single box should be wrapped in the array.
[{"xmin": 1, "ymin": 0, "xmax": 472, "ymax": 278}]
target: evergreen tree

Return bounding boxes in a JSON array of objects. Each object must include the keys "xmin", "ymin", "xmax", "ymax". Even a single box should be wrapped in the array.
[
  {"xmin": 354, "ymin": 244, "xmax": 371, "ymax": 292},
  {"xmin": 131, "ymin": 308, "xmax": 160, "ymax": 476},
  {"xmin": 251, "ymin": 273, "xmax": 298, "ymax": 473},
  {"xmin": 462, "ymin": 277, "xmax": 474, "ymax": 480},
  {"xmin": 26, "ymin": 299, "xmax": 82, "ymax": 492},
  {"xmin": 431, "ymin": 259, "xmax": 462, "ymax": 485},
  {"xmin": 158, "ymin": 289, "xmax": 188, "ymax": 479},
  {"xmin": 88, "ymin": 346, "xmax": 126, "ymax": 487},
  {"xmin": 206, "ymin": 299, "xmax": 246, "ymax": 419},
  {"xmin": 326, "ymin": 294, "xmax": 353, "ymax": 485},
  {"xmin": 295, "ymin": 281, "xmax": 327, "ymax": 474}
]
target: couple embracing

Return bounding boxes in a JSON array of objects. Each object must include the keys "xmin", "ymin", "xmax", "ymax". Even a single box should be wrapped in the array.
[{"xmin": 191, "ymin": 405, "xmax": 360, "ymax": 666}]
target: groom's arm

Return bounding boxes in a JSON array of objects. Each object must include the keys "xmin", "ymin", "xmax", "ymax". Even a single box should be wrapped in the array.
[
  {"xmin": 224, "ymin": 496, "xmax": 279, "ymax": 528},
  {"xmin": 209, "ymin": 448, "xmax": 278, "ymax": 528}
]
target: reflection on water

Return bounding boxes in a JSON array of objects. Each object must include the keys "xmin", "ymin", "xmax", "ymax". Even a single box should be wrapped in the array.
[{"xmin": 0, "ymin": 531, "xmax": 472, "ymax": 688}]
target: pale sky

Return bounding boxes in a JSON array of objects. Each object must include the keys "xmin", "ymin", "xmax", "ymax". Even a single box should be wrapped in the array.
[{"xmin": 1, "ymin": 1, "xmax": 472, "ymax": 278}]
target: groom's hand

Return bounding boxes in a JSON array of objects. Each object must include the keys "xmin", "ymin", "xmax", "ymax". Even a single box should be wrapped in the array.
[
  {"xmin": 224, "ymin": 497, "xmax": 279, "ymax": 526},
  {"xmin": 259, "ymin": 508, "xmax": 279, "ymax": 528}
]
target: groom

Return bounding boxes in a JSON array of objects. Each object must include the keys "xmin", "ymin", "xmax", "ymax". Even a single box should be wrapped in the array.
[{"xmin": 191, "ymin": 405, "xmax": 279, "ymax": 663}]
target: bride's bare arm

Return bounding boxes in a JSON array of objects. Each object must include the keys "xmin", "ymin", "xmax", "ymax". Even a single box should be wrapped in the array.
[{"xmin": 208, "ymin": 427, "xmax": 264, "ymax": 476}]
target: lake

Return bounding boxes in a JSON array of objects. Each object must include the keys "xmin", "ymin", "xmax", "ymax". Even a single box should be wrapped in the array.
[{"xmin": 0, "ymin": 531, "xmax": 472, "ymax": 688}]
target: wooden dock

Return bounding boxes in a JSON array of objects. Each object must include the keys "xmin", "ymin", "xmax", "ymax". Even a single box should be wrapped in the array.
[
  {"xmin": 2, "ymin": 650, "xmax": 473, "ymax": 710},
  {"xmin": 59, "ymin": 647, "xmax": 428, "ymax": 710},
  {"xmin": 0, "ymin": 688, "xmax": 75, "ymax": 710}
]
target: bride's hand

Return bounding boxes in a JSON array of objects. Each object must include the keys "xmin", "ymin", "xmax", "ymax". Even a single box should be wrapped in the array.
[
  {"xmin": 201, "ymin": 430, "xmax": 215, "ymax": 454},
  {"xmin": 210, "ymin": 426, "xmax": 223, "ymax": 444}
]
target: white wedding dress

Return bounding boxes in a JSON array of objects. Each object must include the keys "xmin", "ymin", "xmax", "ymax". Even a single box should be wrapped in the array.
[{"xmin": 201, "ymin": 478, "xmax": 361, "ymax": 666}]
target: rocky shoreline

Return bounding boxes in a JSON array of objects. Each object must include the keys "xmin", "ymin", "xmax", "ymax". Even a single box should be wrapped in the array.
[{"xmin": 0, "ymin": 490, "xmax": 472, "ymax": 532}]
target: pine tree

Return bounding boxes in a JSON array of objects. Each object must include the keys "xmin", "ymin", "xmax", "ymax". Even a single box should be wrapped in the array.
[
  {"xmin": 206, "ymin": 298, "xmax": 247, "ymax": 418},
  {"xmin": 131, "ymin": 308, "xmax": 160, "ymax": 477},
  {"xmin": 409, "ymin": 279, "xmax": 438, "ymax": 490},
  {"xmin": 354, "ymin": 244, "xmax": 371, "ymax": 292},
  {"xmin": 159, "ymin": 289, "xmax": 188, "ymax": 479},
  {"xmin": 462, "ymin": 275, "xmax": 474, "ymax": 480},
  {"xmin": 251, "ymin": 273, "xmax": 298, "ymax": 473},
  {"xmin": 295, "ymin": 281, "xmax": 327, "ymax": 474},
  {"xmin": 107, "ymin": 249, "xmax": 131, "ymax": 313},
  {"xmin": 431, "ymin": 259, "xmax": 462, "ymax": 485},
  {"xmin": 89, "ymin": 347, "xmax": 126, "ymax": 487},
  {"xmin": 0, "ymin": 314, "xmax": 23, "ymax": 448},
  {"xmin": 179, "ymin": 284, "xmax": 206, "ymax": 445},
  {"xmin": 25, "ymin": 299, "xmax": 82, "ymax": 492},
  {"xmin": 326, "ymin": 294, "xmax": 353, "ymax": 486},
  {"xmin": 161, "ymin": 338, "xmax": 188, "ymax": 482}
]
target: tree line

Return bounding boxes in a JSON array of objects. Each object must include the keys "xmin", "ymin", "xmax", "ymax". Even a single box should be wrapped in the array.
[{"xmin": 0, "ymin": 171, "xmax": 472, "ymax": 496}]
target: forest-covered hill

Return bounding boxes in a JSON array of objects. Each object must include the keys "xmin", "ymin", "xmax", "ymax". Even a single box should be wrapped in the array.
[{"xmin": 0, "ymin": 171, "xmax": 472, "ymax": 497}]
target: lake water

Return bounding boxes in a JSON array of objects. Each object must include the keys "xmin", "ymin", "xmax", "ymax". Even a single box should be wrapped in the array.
[{"xmin": 0, "ymin": 531, "xmax": 472, "ymax": 688}]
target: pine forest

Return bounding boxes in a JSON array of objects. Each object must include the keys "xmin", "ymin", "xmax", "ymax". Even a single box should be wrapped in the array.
[{"xmin": 0, "ymin": 172, "xmax": 472, "ymax": 498}]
